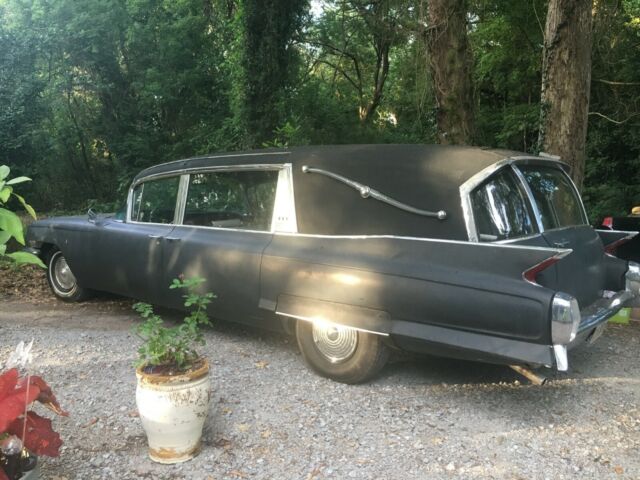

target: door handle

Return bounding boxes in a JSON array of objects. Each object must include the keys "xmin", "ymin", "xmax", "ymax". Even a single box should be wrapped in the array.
[
  {"xmin": 165, "ymin": 237, "xmax": 181, "ymax": 242},
  {"xmin": 148, "ymin": 234, "xmax": 162, "ymax": 239}
]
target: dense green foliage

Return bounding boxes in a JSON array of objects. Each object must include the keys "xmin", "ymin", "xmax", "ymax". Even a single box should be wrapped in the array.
[
  {"xmin": 0, "ymin": 165, "xmax": 44, "ymax": 266},
  {"xmin": 0, "ymin": 0, "xmax": 639, "ymax": 219},
  {"xmin": 134, "ymin": 276, "xmax": 215, "ymax": 371}
]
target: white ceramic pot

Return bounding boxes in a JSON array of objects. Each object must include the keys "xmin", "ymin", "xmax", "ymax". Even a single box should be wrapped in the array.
[{"xmin": 136, "ymin": 359, "xmax": 211, "ymax": 464}]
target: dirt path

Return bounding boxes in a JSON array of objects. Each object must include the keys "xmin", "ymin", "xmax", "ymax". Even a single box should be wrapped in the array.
[{"xmin": 0, "ymin": 295, "xmax": 639, "ymax": 479}]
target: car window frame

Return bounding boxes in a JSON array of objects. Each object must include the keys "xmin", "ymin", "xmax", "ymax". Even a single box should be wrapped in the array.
[
  {"xmin": 126, "ymin": 164, "xmax": 298, "ymax": 234},
  {"xmin": 127, "ymin": 174, "xmax": 184, "ymax": 225},
  {"xmin": 460, "ymin": 157, "xmax": 588, "ymax": 242}
]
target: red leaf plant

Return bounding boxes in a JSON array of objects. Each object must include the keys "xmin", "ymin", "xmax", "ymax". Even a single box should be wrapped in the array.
[{"xmin": 0, "ymin": 368, "xmax": 68, "ymax": 480}]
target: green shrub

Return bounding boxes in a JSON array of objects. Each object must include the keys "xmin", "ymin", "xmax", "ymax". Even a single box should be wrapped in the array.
[{"xmin": 0, "ymin": 165, "xmax": 45, "ymax": 267}]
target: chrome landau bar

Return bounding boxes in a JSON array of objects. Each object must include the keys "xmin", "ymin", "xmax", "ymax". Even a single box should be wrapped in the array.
[{"xmin": 301, "ymin": 165, "xmax": 447, "ymax": 220}]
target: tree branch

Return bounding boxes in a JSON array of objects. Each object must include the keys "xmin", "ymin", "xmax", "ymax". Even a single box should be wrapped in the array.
[
  {"xmin": 594, "ymin": 79, "xmax": 640, "ymax": 86},
  {"xmin": 588, "ymin": 111, "xmax": 640, "ymax": 124}
]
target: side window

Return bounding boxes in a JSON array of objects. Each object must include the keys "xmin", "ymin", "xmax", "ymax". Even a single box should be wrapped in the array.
[
  {"xmin": 518, "ymin": 166, "xmax": 586, "ymax": 229},
  {"xmin": 183, "ymin": 170, "xmax": 278, "ymax": 231},
  {"xmin": 130, "ymin": 176, "xmax": 180, "ymax": 224},
  {"xmin": 471, "ymin": 168, "xmax": 536, "ymax": 241}
]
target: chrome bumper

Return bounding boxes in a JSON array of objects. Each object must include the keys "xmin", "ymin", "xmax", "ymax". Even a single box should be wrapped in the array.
[{"xmin": 553, "ymin": 289, "xmax": 636, "ymax": 371}]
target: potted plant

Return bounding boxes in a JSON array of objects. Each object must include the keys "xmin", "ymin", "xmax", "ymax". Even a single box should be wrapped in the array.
[
  {"xmin": 0, "ymin": 342, "xmax": 68, "ymax": 480},
  {"xmin": 134, "ymin": 276, "xmax": 215, "ymax": 464}
]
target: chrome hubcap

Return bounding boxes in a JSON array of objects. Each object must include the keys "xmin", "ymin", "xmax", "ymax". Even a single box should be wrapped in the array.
[
  {"xmin": 54, "ymin": 255, "xmax": 76, "ymax": 291},
  {"xmin": 312, "ymin": 323, "xmax": 358, "ymax": 364}
]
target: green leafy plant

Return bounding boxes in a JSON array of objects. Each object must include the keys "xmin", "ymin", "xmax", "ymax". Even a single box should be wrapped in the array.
[
  {"xmin": 134, "ymin": 277, "xmax": 216, "ymax": 373},
  {"xmin": 0, "ymin": 166, "xmax": 44, "ymax": 267}
]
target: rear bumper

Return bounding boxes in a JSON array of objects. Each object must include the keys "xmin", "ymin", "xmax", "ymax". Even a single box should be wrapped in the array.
[
  {"xmin": 552, "ymin": 288, "xmax": 637, "ymax": 371},
  {"xmin": 391, "ymin": 288, "xmax": 638, "ymax": 373}
]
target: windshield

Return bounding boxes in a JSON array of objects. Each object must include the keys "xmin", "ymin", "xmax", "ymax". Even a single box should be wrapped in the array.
[{"xmin": 518, "ymin": 166, "xmax": 586, "ymax": 230}]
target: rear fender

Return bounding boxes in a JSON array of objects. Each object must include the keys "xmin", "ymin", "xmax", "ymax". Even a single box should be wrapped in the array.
[
  {"xmin": 596, "ymin": 229, "xmax": 637, "ymax": 251},
  {"xmin": 261, "ymin": 234, "xmax": 569, "ymax": 344}
]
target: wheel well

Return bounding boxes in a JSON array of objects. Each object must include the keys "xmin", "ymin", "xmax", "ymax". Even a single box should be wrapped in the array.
[{"xmin": 39, "ymin": 243, "xmax": 57, "ymax": 262}]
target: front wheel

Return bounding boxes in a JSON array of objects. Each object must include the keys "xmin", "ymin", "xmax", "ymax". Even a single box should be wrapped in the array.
[
  {"xmin": 295, "ymin": 320, "xmax": 389, "ymax": 384},
  {"xmin": 46, "ymin": 249, "xmax": 90, "ymax": 302}
]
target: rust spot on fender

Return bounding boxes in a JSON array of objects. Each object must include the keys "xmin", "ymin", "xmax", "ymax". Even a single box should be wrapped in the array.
[{"xmin": 136, "ymin": 358, "xmax": 209, "ymax": 385}]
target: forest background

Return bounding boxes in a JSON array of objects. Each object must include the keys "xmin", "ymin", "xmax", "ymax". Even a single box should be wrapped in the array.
[{"xmin": 1, "ymin": 0, "xmax": 639, "ymax": 221}]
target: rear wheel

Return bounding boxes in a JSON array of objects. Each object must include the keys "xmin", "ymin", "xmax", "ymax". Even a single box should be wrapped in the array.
[
  {"xmin": 295, "ymin": 320, "xmax": 389, "ymax": 384},
  {"xmin": 46, "ymin": 249, "xmax": 90, "ymax": 302}
]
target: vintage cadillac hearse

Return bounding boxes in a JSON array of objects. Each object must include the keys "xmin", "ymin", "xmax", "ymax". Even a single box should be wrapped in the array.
[{"xmin": 25, "ymin": 145, "xmax": 640, "ymax": 383}]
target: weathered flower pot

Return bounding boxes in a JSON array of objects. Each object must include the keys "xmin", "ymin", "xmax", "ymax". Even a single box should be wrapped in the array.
[{"xmin": 136, "ymin": 360, "xmax": 210, "ymax": 464}]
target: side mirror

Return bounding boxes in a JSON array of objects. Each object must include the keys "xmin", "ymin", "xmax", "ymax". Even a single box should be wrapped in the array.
[{"xmin": 88, "ymin": 208, "xmax": 97, "ymax": 223}]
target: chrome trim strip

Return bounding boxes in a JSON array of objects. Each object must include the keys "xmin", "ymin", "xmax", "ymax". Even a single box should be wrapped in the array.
[
  {"xmin": 136, "ymin": 164, "xmax": 286, "ymax": 185},
  {"xmin": 578, "ymin": 289, "xmax": 634, "ymax": 332},
  {"xmin": 275, "ymin": 311, "xmax": 389, "ymax": 337},
  {"xmin": 302, "ymin": 165, "xmax": 447, "ymax": 220},
  {"xmin": 174, "ymin": 175, "xmax": 189, "ymax": 224},
  {"xmin": 135, "ymin": 151, "xmax": 290, "ymax": 179},
  {"xmin": 522, "ymin": 249, "xmax": 573, "ymax": 286},
  {"xmin": 595, "ymin": 229, "xmax": 638, "ymax": 236},
  {"xmin": 511, "ymin": 165, "xmax": 544, "ymax": 232},
  {"xmin": 553, "ymin": 344, "xmax": 568, "ymax": 371},
  {"xmin": 273, "ymin": 230, "xmax": 573, "ymax": 253}
]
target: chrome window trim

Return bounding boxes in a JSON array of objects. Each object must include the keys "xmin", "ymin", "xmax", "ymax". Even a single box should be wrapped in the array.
[
  {"xmin": 135, "ymin": 151, "xmax": 290, "ymax": 178},
  {"xmin": 460, "ymin": 156, "xmax": 589, "ymax": 242},
  {"xmin": 127, "ymin": 163, "xmax": 296, "ymax": 234},
  {"xmin": 511, "ymin": 165, "xmax": 544, "ymax": 233},
  {"xmin": 175, "ymin": 175, "xmax": 189, "ymax": 224},
  {"xmin": 126, "ymin": 173, "xmax": 183, "ymax": 225}
]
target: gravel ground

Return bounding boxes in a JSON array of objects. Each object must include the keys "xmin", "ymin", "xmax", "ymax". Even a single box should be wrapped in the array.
[{"xmin": 0, "ymin": 297, "xmax": 639, "ymax": 480}]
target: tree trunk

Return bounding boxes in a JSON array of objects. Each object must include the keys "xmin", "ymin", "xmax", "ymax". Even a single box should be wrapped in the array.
[
  {"xmin": 538, "ymin": 0, "xmax": 593, "ymax": 189},
  {"xmin": 425, "ymin": 0, "xmax": 474, "ymax": 145}
]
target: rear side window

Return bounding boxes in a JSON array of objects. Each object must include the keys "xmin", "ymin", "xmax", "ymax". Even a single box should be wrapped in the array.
[
  {"xmin": 519, "ymin": 166, "xmax": 586, "ymax": 229},
  {"xmin": 471, "ymin": 169, "xmax": 536, "ymax": 241},
  {"xmin": 183, "ymin": 170, "xmax": 278, "ymax": 231},
  {"xmin": 130, "ymin": 176, "xmax": 180, "ymax": 224}
]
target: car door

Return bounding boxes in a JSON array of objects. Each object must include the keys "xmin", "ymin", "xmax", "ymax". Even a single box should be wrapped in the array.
[
  {"xmin": 89, "ymin": 175, "xmax": 181, "ymax": 304},
  {"xmin": 161, "ymin": 168, "xmax": 282, "ymax": 322}
]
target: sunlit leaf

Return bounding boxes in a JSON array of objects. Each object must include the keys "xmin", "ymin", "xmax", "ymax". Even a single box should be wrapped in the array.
[
  {"xmin": 5, "ymin": 176, "xmax": 31, "ymax": 185},
  {"xmin": 0, "ymin": 165, "xmax": 9, "ymax": 181},
  {"xmin": 13, "ymin": 193, "xmax": 37, "ymax": 220},
  {"xmin": 0, "ymin": 207, "xmax": 24, "ymax": 244},
  {"xmin": 6, "ymin": 251, "xmax": 46, "ymax": 268},
  {"xmin": 0, "ymin": 186, "xmax": 11, "ymax": 203}
]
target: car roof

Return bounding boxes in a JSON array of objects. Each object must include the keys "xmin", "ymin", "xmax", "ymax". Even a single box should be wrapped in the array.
[
  {"xmin": 132, "ymin": 144, "xmax": 546, "ymax": 240},
  {"xmin": 134, "ymin": 144, "xmax": 520, "ymax": 184}
]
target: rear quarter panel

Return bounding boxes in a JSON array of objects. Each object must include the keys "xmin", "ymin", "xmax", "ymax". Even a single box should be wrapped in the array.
[{"xmin": 260, "ymin": 234, "xmax": 561, "ymax": 344}]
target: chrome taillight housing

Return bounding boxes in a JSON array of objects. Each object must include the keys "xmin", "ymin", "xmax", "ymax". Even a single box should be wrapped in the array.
[
  {"xmin": 551, "ymin": 292, "xmax": 581, "ymax": 344},
  {"xmin": 625, "ymin": 261, "xmax": 640, "ymax": 295}
]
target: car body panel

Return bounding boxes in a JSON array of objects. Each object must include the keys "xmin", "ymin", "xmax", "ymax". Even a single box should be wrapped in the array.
[{"xmin": 25, "ymin": 145, "xmax": 637, "ymax": 373}]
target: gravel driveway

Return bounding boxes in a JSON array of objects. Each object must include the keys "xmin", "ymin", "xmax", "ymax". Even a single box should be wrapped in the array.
[{"xmin": 0, "ymin": 297, "xmax": 638, "ymax": 480}]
